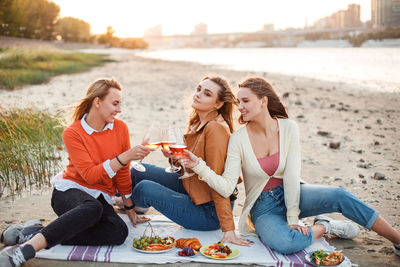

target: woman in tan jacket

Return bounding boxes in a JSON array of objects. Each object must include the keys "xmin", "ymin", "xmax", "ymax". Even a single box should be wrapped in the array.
[{"xmin": 126, "ymin": 75, "xmax": 251, "ymax": 246}]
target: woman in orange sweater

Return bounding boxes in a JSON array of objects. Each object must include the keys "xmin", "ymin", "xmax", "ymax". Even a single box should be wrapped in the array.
[{"xmin": 0, "ymin": 78, "xmax": 151, "ymax": 267}]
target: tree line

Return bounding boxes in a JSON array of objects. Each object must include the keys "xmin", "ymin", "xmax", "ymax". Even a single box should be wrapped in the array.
[
  {"xmin": 346, "ymin": 28, "xmax": 400, "ymax": 46},
  {"xmin": 0, "ymin": 0, "xmax": 148, "ymax": 49}
]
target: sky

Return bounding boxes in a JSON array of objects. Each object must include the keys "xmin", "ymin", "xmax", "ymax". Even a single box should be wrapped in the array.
[{"xmin": 52, "ymin": 0, "xmax": 371, "ymax": 37}]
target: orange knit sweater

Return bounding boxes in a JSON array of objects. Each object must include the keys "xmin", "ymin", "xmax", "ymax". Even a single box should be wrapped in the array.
[{"xmin": 62, "ymin": 118, "xmax": 132, "ymax": 196}]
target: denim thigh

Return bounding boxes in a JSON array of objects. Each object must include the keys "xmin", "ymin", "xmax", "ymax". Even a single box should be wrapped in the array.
[
  {"xmin": 250, "ymin": 185, "xmax": 286, "ymax": 223},
  {"xmin": 133, "ymin": 180, "xmax": 221, "ymax": 231},
  {"xmin": 250, "ymin": 185, "xmax": 314, "ymax": 254},
  {"xmin": 130, "ymin": 163, "xmax": 186, "ymax": 194}
]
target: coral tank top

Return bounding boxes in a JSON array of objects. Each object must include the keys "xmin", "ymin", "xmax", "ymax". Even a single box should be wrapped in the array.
[{"xmin": 257, "ymin": 152, "xmax": 283, "ymax": 192}]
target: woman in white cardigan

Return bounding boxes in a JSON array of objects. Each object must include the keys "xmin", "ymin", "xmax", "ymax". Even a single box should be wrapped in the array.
[{"xmin": 182, "ymin": 76, "xmax": 400, "ymax": 255}]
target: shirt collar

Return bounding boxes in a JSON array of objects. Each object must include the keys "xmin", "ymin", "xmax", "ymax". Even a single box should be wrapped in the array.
[{"xmin": 80, "ymin": 113, "xmax": 114, "ymax": 135}]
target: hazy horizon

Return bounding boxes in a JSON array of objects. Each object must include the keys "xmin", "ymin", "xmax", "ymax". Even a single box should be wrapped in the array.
[{"xmin": 52, "ymin": 0, "xmax": 371, "ymax": 38}]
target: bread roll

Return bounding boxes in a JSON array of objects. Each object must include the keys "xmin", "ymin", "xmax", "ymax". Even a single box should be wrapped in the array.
[{"xmin": 175, "ymin": 238, "xmax": 201, "ymax": 250}]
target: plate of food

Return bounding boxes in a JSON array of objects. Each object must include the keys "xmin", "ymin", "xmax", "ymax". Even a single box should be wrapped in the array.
[
  {"xmin": 305, "ymin": 250, "xmax": 347, "ymax": 266},
  {"xmin": 199, "ymin": 242, "xmax": 240, "ymax": 260},
  {"xmin": 132, "ymin": 236, "xmax": 175, "ymax": 253},
  {"xmin": 132, "ymin": 222, "xmax": 175, "ymax": 254}
]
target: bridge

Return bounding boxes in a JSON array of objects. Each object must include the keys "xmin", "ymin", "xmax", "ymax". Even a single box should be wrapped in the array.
[{"xmin": 143, "ymin": 27, "xmax": 370, "ymax": 48}]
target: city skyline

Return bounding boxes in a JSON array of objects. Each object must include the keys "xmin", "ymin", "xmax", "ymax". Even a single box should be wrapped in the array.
[{"xmin": 52, "ymin": 0, "xmax": 371, "ymax": 37}]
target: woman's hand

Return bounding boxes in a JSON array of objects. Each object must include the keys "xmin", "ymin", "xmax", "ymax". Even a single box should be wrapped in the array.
[
  {"xmin": 126, "ymin": 209, "xmax": 151, "ymax": 227},
  {"xmin": 220, "ymin": 230, "xmax": 253, "ymax": 246},
  {"xmin": 289, "ymin": 224, "xmax": 309, "ymax": 236},
  {"xmin": 180, "ymin": 150, "xmax": 200, "ymax": 169},
  {"xmin": 130, "ymin": 144, "xmax": 153, "ymax": 161}
]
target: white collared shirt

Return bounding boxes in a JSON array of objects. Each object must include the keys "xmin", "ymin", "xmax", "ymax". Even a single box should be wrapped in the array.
[{"xmin": 52, "ymin": 114, "xmax": 131, "ymax": 206}]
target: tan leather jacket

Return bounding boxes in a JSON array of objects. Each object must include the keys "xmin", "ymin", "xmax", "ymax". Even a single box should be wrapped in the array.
[{"xmin": 183, "ymin": 110, "xmax": 236, "ymax": 232}]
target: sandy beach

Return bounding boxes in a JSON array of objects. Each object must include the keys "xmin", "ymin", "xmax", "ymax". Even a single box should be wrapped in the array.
[{"xmin": 1, "ymin": 48, "xmax": 400, "ymax": 266}]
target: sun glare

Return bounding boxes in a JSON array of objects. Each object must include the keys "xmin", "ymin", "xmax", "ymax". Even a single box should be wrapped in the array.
[{"xmin": 52, "ymin": 0, "xmax": 371, "ymax": 37}]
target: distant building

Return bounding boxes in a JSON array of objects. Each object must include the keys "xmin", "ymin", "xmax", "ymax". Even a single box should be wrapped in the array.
[
  {"xmin": 347, "ymin": 4, "xmax": 362, "ymax": 28},
  {"xmin": 372, "ymin": 0, "xmax": 400, "ymax": 28},
  {"xmin": 191, "ymin": 23, "xmax": 207, "ymax": 35},
  {"xmin": 144, "ymin": 25, "xmax": 162, "ymax": 37},
  {"xmin": 313, "ymin": 4, "xmax": 361, "ymax": 29},
  {"xmin": 262, "ymin": 24, "xmax": 274, "ymax": 31}
]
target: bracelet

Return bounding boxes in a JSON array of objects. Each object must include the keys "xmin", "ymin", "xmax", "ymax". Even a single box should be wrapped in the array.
[
  {"xmin": 124, "ymin": 202, "xmax": 135, "ymax": 210},
  {"xmin": 115, "ymin": 154, "xmax": 127, "ymax": 167}
]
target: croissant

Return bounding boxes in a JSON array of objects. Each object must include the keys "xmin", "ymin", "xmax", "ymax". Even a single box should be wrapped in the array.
[{"xmin": 175, "ymin": 238, "xmax": 202, "ymax": 250}]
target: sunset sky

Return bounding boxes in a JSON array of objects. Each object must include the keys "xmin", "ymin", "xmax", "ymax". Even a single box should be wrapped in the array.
[{"xmin": 52, "ymin": 0, "xmax": 371, "ymax": 37}]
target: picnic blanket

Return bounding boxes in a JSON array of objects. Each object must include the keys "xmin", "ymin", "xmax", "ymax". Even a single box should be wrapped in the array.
[{"xmin": 36, "ymin": 214, "xmax": 352, "ymax": 266}]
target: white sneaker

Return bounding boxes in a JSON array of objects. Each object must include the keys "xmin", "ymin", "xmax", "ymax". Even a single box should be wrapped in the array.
[
  {"xmin": 1, "ymin": 225, "xmax": 23, "ymax": 246},
  {"xmin": 314, "ymin": 215, "xmax": 360, "ymax": 239},
  {"xmin": 1, "ymin": 220, "xmax": 43, "ymax": 246},
  {"xmin": 0, "ymin": 244, "xmax": 35, "ymax": 267}
]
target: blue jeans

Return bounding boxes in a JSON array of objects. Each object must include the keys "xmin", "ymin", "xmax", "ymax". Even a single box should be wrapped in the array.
[
  {"xmin": 131, "ymin": 163, "xmax": 232, "ymax": 231},
  {"xmin": 250, "ymin": 184, "xmax": 379, "ymax": 254}
]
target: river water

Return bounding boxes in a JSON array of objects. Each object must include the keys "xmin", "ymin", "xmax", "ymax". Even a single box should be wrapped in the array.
[{"xmin": 135, "ymin": 47, "xmax": 400, "ymax": 93}]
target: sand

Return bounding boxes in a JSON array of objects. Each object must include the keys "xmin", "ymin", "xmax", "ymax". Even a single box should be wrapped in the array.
[{"xmin": 0, "ymin": 47, "xmax": 399, "ymax": 266}]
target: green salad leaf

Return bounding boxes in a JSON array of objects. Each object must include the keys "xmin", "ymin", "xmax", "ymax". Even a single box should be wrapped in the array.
[{"xmin": 311, "ymin": 250, "xmax": 329, "ymax": 262}]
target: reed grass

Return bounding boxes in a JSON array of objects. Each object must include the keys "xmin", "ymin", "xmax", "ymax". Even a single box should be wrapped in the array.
[
  {"xmin": 0, "ymin": 107, "xmax": 65, "ymax": 197},
  {"xmin": 0, "ymin": 48, "xmax": 113, "ymax": 89}
]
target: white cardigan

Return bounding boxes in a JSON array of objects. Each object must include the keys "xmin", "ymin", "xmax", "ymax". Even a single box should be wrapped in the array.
[{"xmin": 192, "ymin": 118, "xmax": 301, "ymax": 236}]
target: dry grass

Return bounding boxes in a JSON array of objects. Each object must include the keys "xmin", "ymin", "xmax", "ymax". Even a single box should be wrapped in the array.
[{"xmin": 0, "ymin": 107, "xmax": 65, "ymax": 197}]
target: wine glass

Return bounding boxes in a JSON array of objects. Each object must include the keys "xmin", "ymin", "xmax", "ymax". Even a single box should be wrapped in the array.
[
  {"xmin": 162, "ymin": 127, "xmax": 181, "ymax": 173},
  {"xmin": 168, "ymin": 128, "xmax": 194, "ymax": 179},
  {"xmin": 131, "ymin": 124, "xmax": 162, "ymax": 172}
]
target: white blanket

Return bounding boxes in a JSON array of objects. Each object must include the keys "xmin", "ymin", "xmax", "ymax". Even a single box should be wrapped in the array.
[{"xmin": 36, "ymin": 214, "xmax": 352, "ymax": 266}]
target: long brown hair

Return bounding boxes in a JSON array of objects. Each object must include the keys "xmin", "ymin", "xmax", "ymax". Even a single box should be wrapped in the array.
[
  {"xmin": 72, "ymin": 78, "xmax": 122, "ymax": 121},
  {"xmin": 188, "ymin": 75, "xmax": 236, "ymax": 133},
  {"xmin": 238, "ymin": 76, "xmax": 288, "ymax": 124}
]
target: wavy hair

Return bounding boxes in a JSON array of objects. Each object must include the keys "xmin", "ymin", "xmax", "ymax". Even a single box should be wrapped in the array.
[
  {"xmin": 188, "ymin": 75, "xmax": 236, "ymax": 133},
  {"xmin": 238, "ymin": 76, "xmax": 288, "ymax": 124}
]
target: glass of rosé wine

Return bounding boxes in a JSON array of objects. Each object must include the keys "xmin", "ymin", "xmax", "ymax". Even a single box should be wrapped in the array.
[
  {"xmin": 162, "ymin": 127, "xmax": 181, "ymax": 173},
  {"xmin": 167, "ymin": 128, "xmax": 194, "ymax": 179},
  {"xmin": 131, "ymin": 124, "xmax": 162, "ymax": 172}
]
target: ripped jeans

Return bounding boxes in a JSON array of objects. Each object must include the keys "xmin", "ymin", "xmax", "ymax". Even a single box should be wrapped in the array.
[{"xmin": 131, "ymin": 163, "xmax": 232, "ymax": 231}]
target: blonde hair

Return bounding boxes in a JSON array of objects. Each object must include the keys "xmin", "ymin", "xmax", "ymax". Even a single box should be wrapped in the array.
[
  {"xmin": 188, "ymin": 75, "xmax": 237, "ymax": 133},
  {"xmin": 73, "ymin": 78, "xmax": 122, "ymax": 121}
]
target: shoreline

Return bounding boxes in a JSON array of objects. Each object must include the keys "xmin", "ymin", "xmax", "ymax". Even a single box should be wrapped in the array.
[{"xmin": 1, "ymin": 53, "xmax": 399, "ymax": 266}]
